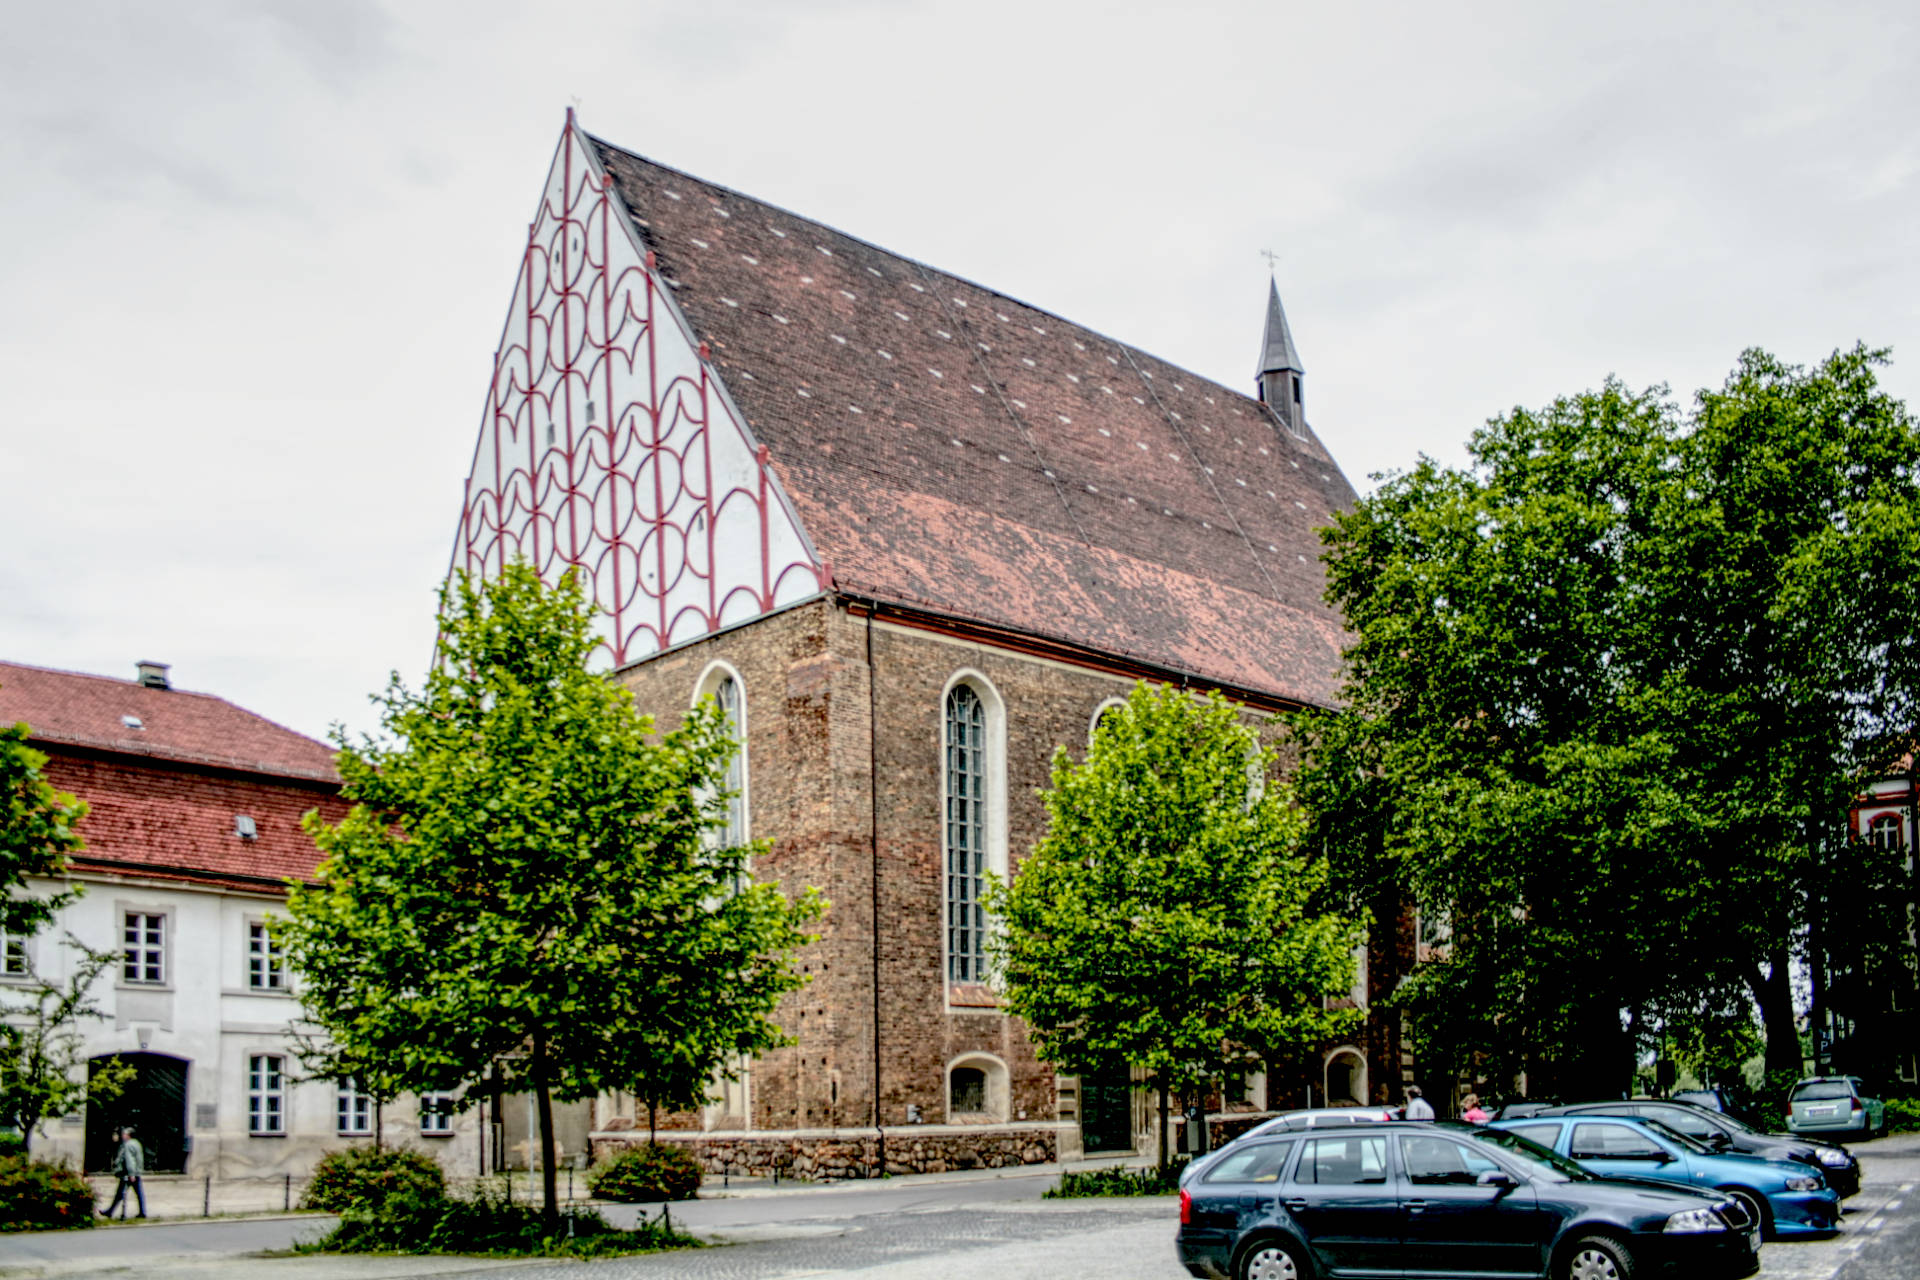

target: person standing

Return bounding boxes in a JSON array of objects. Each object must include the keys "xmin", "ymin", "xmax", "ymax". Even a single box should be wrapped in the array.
[
  {"xmin": 102, "ymin": 1126, "xmax": 147, "ymax": 1219},
  {"xmin": 1462, "ymin": 1093, "xmax": 1491, "ymax": 1124},
  {"xmin": 1404, "ymin": 1085, "xmax": 1435, "ymax": 1121}
]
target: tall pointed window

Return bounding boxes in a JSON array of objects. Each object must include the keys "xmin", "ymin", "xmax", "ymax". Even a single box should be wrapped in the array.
[
  {"xmin": 946, "ymin": 684, "xmax": 988, "ymax": 982},
  {"xmin": 714, "ymin": 675, "xmax": 747, "ymax": 850}
]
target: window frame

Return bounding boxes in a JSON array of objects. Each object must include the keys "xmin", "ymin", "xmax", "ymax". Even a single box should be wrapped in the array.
[
  {"xmin": 0, "ymin": 928, "xmax": 28, "ymax": 979},
  {"xmin": 419, "ymin": 1091, "xmax": 455, "ymax": 1137},
  {"xmin": 940, "ymin": 671, "xmax": 1007, "ymax": 994},
  {"xmin": 336, "ymin": 1078, "xmax": 374, "ymax": 1137},
  {"xmin": 693, "ymin": 661, "xmax": 752, "ymax": 885},
  {"xmin": 119, "ymin": 907, "xmax": 169, "ymax": 987},
  {"xmin": 246, "ymin": 917, "xmax": 287, "ymax": 992},
  {"xmin": 248, "ymin": 1053, "xmax": 287, "ymax": 1136}
]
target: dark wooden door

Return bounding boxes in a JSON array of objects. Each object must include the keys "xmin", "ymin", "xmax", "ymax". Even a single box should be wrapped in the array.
[
  {"xmin": 1080, "ymin": 1063, "xmax": 1134, "ymax": 1153},
  {"xmin": 86, "ymin": 1053, "xmax": 189, "ymax": 1173}
]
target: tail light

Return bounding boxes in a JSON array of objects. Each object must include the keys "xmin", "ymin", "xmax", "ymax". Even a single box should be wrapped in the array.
[{"xmin": 1180, "ymin": 1188, "xmax": 1192, "ymax": 1225}]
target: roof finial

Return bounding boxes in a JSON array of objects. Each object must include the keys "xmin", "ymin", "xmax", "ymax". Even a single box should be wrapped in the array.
[{"xmin": 1260, "ymin": 248, "xmax": 1281, "ymax": 273}]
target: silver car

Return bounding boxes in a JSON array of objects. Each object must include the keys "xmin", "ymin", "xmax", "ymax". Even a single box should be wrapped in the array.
[
  {"xmin": 1179, "ymin": 1106, "xmax": 1399, "ymax": 1185},
  {"xmin": 1788, "ymin": 1077, "xmax": 1885, "ymax": 1140}
]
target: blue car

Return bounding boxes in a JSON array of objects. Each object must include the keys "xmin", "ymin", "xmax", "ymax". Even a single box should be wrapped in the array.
[{"xmin": 1491, "ymin": 1113, "xmax": 1838, "ymax": 1238}]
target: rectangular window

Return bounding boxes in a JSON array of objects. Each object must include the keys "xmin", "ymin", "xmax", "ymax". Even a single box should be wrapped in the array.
[
  {"xmin": 420, "ymin": 1091, "xmax": 453, "ymax": 1135},
  {"xmin": 1295, "ymin": 1134, "xmax": 1388, "ymax": 1185},
  {"xmin": 248, "ymin": 921, "xmax": 285, "ymax": 991},
  {"xmin": 249, "ymin": 1054, "xmax": 285, "ymax": 1135},
  {"xmin": 0, "ymin": 929, "xmax": 26, "ymax": 977},
  {"xmin": 122, "ymin": 912, "xmax": 165, "ymax": 984},
  {"xmin": 337, "ymin": 1078, "xmax": 373, "ymax": 1136}
]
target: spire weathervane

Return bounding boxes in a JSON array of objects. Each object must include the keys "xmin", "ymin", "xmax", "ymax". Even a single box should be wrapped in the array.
[{"xmin": 1260, "ymin": 248, "xmax": 1281, "ymax": 272}]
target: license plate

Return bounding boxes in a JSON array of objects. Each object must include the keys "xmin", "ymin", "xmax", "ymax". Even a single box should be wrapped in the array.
[
  {"xmin": 1748, "ymin": 1228, "xmax": 1761, "ymax": 1254},
  {"xmin": 1809, "ymin": 1105, "xmax": 1837, "ymax": 1116}
]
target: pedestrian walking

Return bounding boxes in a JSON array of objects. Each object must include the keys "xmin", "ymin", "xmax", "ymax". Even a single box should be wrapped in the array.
[
  {"xmin": 1404, "ymin": 1085, "xmax": 1435, "ymax": 1121},
  {"xmin": 101, "ymin": 1125, "xmax": 147, "ymax": 1219},
  {"xmin": 1461, "ymin": 1093, "xmax": 1490, "ymax": 1124}
]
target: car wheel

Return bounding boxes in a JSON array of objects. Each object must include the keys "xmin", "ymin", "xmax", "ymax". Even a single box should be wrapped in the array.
[
  {"xmin": 1722, "ymin": 1187, "xmax": 1771, "ymax": 1240},
  {"xmin": 1236, "ymin": 1238, "xmax": 1308, "ymax": 1280},
  {"xmin": 1562, "ymin": 1235, "xmax": 1636, "ymax": 1280}
]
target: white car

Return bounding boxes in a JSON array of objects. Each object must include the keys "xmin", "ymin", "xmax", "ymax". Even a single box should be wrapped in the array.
[{"xmin": 1179, "ymin": 1106, "xmax": 1399, "ymax": 1184}]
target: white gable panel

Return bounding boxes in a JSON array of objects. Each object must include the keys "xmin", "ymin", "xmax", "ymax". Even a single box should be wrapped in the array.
[{"xmin": 454, "ymin": 118, "xmax": 823, "ymax": 668}]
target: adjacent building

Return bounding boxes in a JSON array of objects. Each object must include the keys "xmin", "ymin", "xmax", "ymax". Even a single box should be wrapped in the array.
[
  {"xmin": 0, "ymin": 660, "xmax": 490, "ymax": 1176},
  {"xmin": 450, "ymin": 114, "xmax": 1396, "ymax": 1171}
]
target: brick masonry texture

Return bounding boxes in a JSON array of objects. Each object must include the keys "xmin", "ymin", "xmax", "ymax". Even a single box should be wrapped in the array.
[
  {"xmin": 590, "ymin": 138, "xmax": 1358, "ymax": 707},
  {"xmin": 596, "ymin": 1123, "xmax": 1061, "ymax": 1178},
  {"xmin": 612, "ymin": 595, "xmax": 1338, "ymax": 1162}
]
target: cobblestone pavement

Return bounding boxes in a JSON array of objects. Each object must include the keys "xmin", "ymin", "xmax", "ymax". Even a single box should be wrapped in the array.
[{"xmin": 6, "ymin": 1136, "xmax": 1919, "ymax": 1279}]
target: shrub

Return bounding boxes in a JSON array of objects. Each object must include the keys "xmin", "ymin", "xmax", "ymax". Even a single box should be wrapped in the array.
[
  {"xmin": 299, "ymin": 1145, "xmax": 447, "ymax": 1213},
  {"xmin": 1884, "ymin": 1097, "xmax": 1920, "ymax": 1133},
  {"xmin": 587, "ymin": 1144, "xmax": 702, "ymax": 1202},
  {"xmin": 311, "ymin": 1182, "xmax": 697, "ymax": 1257},
  {"xmin": 0, "ymin": 1153, "xmax": 96, "ymax": 1232},
  {"xmin": 1047, "ymin": 1158, "xmax": 1189, "ymax": 1198}
]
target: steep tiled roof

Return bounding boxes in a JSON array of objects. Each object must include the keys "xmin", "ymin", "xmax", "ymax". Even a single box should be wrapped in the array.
[
  {"xmin": 0, "ymin": 661, "xmax": 338, "ymax": 783},
  {"xmin": 1, "ymin": 661, "xmax": 341, "ymax": 891},
  {"xmin": 43, "ymin": 753, "xmax": 340, "ymax": 891},
  {"xmin": 593, "ymin": 139, "xmax": 1357, "ymax": 707}
]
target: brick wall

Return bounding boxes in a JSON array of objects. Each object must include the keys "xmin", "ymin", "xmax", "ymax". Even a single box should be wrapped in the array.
[{"xmin": 612, "ymin": 594, "xmax": 1405, "ymax": 1149}]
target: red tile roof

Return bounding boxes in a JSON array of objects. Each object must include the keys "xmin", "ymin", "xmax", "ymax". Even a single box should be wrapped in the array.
[
  {"xmin": 0, "ymin": 660, "xmax": 338, "ymax": 784},
  {"xmin": 592, "ymin": 139, "xmax": 1356, "ymax": 707},
  {"xmin": 44, "ymin": 753, "xmax": 341, "ymax": 891}
]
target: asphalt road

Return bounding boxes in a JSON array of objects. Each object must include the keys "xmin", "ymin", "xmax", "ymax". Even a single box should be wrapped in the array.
[{"xmin": 5, "ymin": 1135, "xmax": 1919, "ymax": 1279}]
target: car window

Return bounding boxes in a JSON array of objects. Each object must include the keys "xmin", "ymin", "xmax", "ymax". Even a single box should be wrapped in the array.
[
  {"xmin": 1295, "ymin": 1134, "xmax": 1388, "ymax": 1185},
  {"xmin": 1570, "ymin": 1122, "xmax": 1666, "ymax": 1160},
  {"xmin": 1203, "ymin": 1140, "xmax": 1294, "ymax": 1184},
  {"xmin": 1507, "ymin": 1123, "xmax": 1562, "ymax": 1149},
  {"xmin": 1636, "ymin": 1117, "xmax": 1710, "ymax": 1153},
  {"xmin": 1792, "ymin": 1081, "xmax": 1855, "ymax": 1102},
  {"xmin": 1469, "ymin": 1127, "xmax": 1591, "ymax": 1182},
  {"xmin": 1643, "ymin": 1106, "xmax": 1715, "ymax": 1139},
  {"xmin": 1400, "ymin": 1134, "xmax": 1500, "ymax": 1185}
]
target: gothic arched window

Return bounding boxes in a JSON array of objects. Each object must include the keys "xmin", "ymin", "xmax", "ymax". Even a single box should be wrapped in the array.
[
  {"xmin": 713, "ymin": 674, "xmax": 747, "ymax": 849},
  {"xmin": 945, "ymin": 684, "xmax": 988, "ymax": 982}
]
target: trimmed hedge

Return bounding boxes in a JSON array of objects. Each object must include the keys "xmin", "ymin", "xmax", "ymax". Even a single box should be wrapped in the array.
[
  {"xmin": 299, "ymin": 1145, "xmax": 447, "ymax": 1213},
  {"xmin": 0, "ymin": 1154, "xmax": 96, "ymax": 1232},
  {"xmin": 587, "ymin": 1144, "xmax": 702, "ymax": 1203},
  {"xmin": 1047, "ymin": 1158, "xmax": 1189, "ymax": 1198},
  {"xmin": 312, "ymin": 1183, "xmax": 695, "ymax": 1258}
]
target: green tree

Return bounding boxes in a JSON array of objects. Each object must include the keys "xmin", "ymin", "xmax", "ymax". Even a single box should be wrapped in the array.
[
  {"xmin": 0, "ymin": 938, "xmax": 132, "ymax": 1151},
  {"xmin": 991, "ymin": 682, "xmax": 1362, "ymax": 1169},
  {"xmin": 1299, "ymin": 347, "xmax": 1920, "ymax": 1095},
  {"xmin": 1, "ymin": 720, "xmax": 87, "ymax": 937},
  {"xmin": 281, "ymin": 564, "xmax": 821, "ymax": 1229}
]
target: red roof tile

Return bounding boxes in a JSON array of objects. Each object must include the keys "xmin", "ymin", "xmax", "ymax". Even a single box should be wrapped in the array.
[
  {"xmin": 0, "ymin": 661, "xmax": 339, "ymax": 784},
  {"xmin": 592, "ymin": 139, "xmax": 1356, "ymax": 706}
]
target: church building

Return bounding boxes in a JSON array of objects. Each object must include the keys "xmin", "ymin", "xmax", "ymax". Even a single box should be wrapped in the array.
[{"xmin": 451, "ymin": 113, "xmax": 1396, "ymax": 1171}]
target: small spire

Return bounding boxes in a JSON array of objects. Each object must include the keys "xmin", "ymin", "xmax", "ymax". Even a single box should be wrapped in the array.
[{"xmin": 1256, "ymin": 277, "xmax": 1304, "ymax": 378}]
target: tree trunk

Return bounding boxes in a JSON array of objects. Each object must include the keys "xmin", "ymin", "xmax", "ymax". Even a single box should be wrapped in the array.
[
  {"xmin": 374, "ymin": 1098, "xmax": 383, "ymax": 1153},
  {"xmin": 532, "ymin": 1039, "xmax": 560, "ymax": 1234},
  {"xmin": 1156, "ymin": 1079, "xmax": 1170, "ymax": 1171},
  {"xmin": 1751, "ymin": 952, "xmax": 1802, "ymax": 1076},
  {"xmin": 649, "ymin": 1098, "xmax": 658, "ymax": 1145}
]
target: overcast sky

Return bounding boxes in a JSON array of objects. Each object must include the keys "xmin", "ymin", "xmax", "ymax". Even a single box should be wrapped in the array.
[{"xmin": 3, "ymin": 0, "xmax": 1916, "ymax": 742}]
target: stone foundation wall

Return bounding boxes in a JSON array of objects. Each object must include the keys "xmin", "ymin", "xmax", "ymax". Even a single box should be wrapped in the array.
[{"xmin": 591, "ymin": 1123, "xmax": 1063, "ymax": 1180}]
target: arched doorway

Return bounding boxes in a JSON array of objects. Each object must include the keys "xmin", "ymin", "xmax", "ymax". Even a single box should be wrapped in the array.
[
  {"xmin": 1324, "ymin": 1048, "xmax": 1367, "ymax": 1107},
  {"xmin": 86, "ymin": 1053, "xmax": 189, "ymax": 1173}
]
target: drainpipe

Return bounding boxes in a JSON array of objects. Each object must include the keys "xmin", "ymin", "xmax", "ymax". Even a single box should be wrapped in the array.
[{"xmin": 866, "ymin": 607, "xmax": 885, "ymax": 1175}]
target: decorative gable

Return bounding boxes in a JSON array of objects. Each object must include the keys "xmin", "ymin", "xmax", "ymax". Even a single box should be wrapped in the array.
[{"xmin": 453, "ymin": 115, "xmax": 823, "ymax": 667}]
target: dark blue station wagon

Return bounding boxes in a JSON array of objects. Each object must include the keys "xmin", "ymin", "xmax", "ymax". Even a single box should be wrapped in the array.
[{"xmin": 1176, "ymin": 1121, "xmax": 1760, "ymax": 1280}]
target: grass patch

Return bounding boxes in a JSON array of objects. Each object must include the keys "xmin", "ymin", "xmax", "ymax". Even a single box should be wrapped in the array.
[
  {"xmin": 1046, "ymin": 1159, "xmax": 1189, "ymax": 1198},
  {"xmin": 295, "ymin": 1184, "xmax": 702, "ymax": 1258}
]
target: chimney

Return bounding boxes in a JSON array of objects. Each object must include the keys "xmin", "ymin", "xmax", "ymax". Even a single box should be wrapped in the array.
[{"xmin": 136, "ymin": 661, "xmax": 172, "ymax": 690}]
